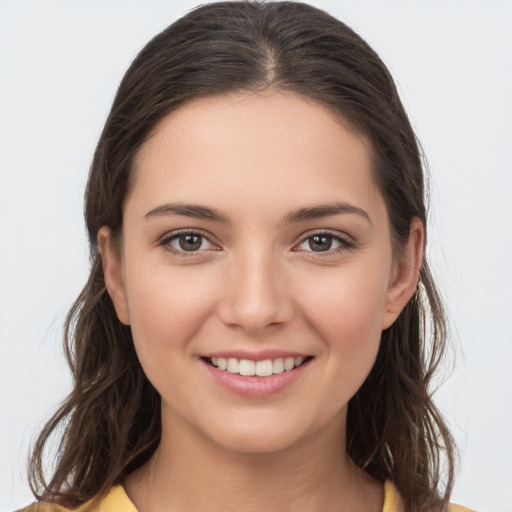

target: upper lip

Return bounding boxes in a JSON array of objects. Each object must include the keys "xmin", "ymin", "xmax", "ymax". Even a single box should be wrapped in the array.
[{"xmin": 202, "ymin": 350, "xmax": 312, "ymax": 361}]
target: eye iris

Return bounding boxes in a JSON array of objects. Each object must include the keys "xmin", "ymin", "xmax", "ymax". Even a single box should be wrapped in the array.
[
  {"xmin": 179, "ymin": 234, "xmax": 202, "ymax": 251},
  {"xmin": 309, "ymin": 235, "xmax": 332, "ymax": 252}
]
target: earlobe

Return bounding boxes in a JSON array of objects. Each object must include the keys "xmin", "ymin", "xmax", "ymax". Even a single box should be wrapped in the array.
[
  {"xmin": 97, "ymin": 226, "xmax": 131, "ymax": 325},
  {"xmin": 381, "ymin": 218, "xmax": 424, "ymax": 330}
]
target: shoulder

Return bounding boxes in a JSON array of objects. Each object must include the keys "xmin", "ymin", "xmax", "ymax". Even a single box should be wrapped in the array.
[
  {"xmin": 384, "ymin": 481, "xmax": 476, "ymax": 512},
  {"xmin": 448, "ymin": 504, "xmax": 475, "ymax": 512},
  {"xmin": 15, "ymin": 485, "xmax": 138, "ymax": 512}
]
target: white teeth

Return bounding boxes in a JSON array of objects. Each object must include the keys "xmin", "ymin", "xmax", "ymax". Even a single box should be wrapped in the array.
[
  {"xmin": 284, "ymin": 357, "xmax": 295, "ymax": 371},
  {"xmin": 210, "ymin": 355, "xmax": 307, "ymax": 376},
  {"xmin": 255, "ymin": 359, "xmax": 273, "ymax": 377},
  {"xmin": 272, "ymin": 358, "xmax": 284, "ymax": 374},
  {"xmin": 227, "ymin": 358, "xmax": 239, "ymax": 373},
  {"xmin": 239, "ymin": 359, "xmax": 256, "ymax": 376}
]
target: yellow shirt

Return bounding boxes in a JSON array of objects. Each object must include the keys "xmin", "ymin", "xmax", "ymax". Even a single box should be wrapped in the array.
[{"xmin": 17, "ymin": 481, "xmax": 475, "ymax": 511}]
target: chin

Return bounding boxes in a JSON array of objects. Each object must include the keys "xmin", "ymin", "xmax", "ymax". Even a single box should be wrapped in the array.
[{"xmin": 217, "ymin": 431, "xmax": 301, "ymax": 454}]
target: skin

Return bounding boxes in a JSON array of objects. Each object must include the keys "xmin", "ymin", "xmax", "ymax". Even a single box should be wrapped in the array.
[{"xmin": 99, "ymin": 91, "xmax": 423, "ymax": 512}]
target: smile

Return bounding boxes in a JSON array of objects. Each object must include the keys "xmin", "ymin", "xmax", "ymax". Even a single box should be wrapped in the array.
[
  {"xmin": 202, "ymin": 353, "xmax": 313, "ymax": 398},
  {"xmin": 208, "ymin": 356, "xmax": 309, "ymax": 377}
]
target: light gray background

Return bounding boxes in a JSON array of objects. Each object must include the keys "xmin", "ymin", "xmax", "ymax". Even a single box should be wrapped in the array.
[{"xmin": 1, "ymin": 1, "xmax": 511, "ymax": 511}]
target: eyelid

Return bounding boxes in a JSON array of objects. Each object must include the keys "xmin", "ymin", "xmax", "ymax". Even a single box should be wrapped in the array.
[
  {"xmin": 158, "ymin": 228, "xmax": 221, "ymax": 256},
  {"xmin": 293, "ymin": 229, "xmax": 356, "ymax": 254},
  {"xmin": 157, "ymin": 228, "xmax": 355, "ymax": 257}
]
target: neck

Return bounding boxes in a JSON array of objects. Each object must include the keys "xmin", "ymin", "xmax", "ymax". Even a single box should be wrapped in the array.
[{"xmin": 125, "ymin": 409, "xmax": 382, "ymax": 512}]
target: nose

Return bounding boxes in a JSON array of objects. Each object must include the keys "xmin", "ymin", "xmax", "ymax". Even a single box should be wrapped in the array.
[{"xmin": 217, "ymin": 247, "xmax": 294, "ymax": 334}]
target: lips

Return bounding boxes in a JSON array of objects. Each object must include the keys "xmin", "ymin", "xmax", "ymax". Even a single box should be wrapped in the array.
[{"xmin": 201, "ymin": 352, "xmax": 313, "ymax": 398}]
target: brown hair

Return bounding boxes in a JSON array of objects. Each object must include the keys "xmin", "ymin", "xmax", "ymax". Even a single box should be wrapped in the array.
[{"xmin": 29, "ymin": 2, "xmax": 456, "ymax": 511}]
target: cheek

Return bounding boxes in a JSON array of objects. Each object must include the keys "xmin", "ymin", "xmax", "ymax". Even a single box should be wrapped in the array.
[
  {"xmin": 300, "ymin": 264, "xmax": 389, "ymax": 338},
  {"xmin": 296, "ymin": 264, "xmax": 390, "ymax": 385},
  {"xmin": 123, "ymin": 263, "xmax": 220, "ymax": 364}
]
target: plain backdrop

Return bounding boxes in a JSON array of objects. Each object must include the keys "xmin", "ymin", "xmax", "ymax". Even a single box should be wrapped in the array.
[{"xmin": 1, "ymin": 1, "xmax": 511, "ymax": 511}]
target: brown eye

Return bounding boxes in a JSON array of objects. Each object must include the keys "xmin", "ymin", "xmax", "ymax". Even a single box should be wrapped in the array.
[
  {"xmin": 296, "ymin": 231, "xmax": 353, "ymax": 255},
  {"xmin": 160, "ymin": 231, "xmax": 217, "ymax": 255},
  {"xmin": 308, "ymin": 235, "xmax": 333, "ymax": 252},
  {"xmin": 178, "ymin": 234, "xmax": 203, "ymax": 251}
]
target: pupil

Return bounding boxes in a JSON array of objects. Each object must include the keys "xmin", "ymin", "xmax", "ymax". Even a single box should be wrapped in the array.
[
  {"xmin": 179, "ymin": 234, "xmax": 202, "ymax": 251},
  {"xmin": 309, "ymin": 235, "xmax": 332, "ymax": 251}
]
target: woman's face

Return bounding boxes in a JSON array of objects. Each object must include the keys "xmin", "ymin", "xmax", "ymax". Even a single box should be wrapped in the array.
[{"xmin": 100, "ymin": 91, "xmax": 421, "ymax": 454}]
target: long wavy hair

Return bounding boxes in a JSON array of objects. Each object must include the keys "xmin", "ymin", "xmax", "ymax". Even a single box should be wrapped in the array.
[{"xmin": 28, "ymin": 2, "xmax": 456, "ymax": 511}]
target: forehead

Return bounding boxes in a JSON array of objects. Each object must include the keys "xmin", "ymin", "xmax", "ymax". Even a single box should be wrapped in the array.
[{"xmin": 127, "ymin": 91, "xmax": 382, "ymax": 219}]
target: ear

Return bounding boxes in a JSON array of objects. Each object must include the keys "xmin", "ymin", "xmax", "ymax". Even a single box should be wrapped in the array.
[
  {"xmin": 381, "ymin": 218, "xmax": 424, "ymax": 330},
  {"xmin": 97, "ymin": 226, "xmax": 130, "ymax": 325}
]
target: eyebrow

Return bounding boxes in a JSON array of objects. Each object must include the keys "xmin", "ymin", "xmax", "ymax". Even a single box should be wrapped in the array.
[
  {"xmin": 144, "ymin": 203, "xmax": 229, "ymax": 223},
  {"xmin": 144, "ymin": 201, "xmax": 372, "ymax": 225},
  {"xmin": 283, "ymin": 202, "xmax": 372, "ymax": 226}
]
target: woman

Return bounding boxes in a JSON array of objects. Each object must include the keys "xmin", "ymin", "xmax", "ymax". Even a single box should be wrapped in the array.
[{"xmin": 19, "ymin": 2, "xmax": 473, "ymax": 511}]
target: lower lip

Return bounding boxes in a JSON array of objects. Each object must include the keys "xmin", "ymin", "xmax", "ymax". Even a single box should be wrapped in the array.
[{"xmin": 202, "ymin": 359, "xmax": 311, "ymax": 398}]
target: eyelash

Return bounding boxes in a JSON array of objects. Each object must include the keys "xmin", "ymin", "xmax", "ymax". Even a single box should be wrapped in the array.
[
  {"xmin": 294, "ymin": 230, "xmax": 355, "ymax": 257},
  {"xmin": 159, "ymin": 229, "xmax": 219, "ymax": 257},
  {"xmin": 158, "ymin": 229, "xmax": 355, "ymax": 258}
]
